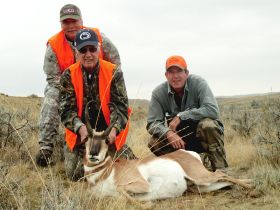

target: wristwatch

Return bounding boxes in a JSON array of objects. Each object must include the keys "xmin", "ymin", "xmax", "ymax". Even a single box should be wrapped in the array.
[{"xmin": 176, "ymin": 112, "xmax": 182, "ymax": 120}]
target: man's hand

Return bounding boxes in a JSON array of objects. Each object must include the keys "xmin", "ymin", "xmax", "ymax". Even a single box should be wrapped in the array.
[
  {"xmin": 79, "ymin": 125, "xmax": 88, "ymax": 144},
  {"xmin": 166, "ymin": 130, "xmax": 185, "ymax": 149},
  {"xmin": 169, "ymin": 116, "xmax": 181, "ymax": 132},
  {"xmin": 107, "ymin": 127, "xmax": 117, "ymax": 144}
]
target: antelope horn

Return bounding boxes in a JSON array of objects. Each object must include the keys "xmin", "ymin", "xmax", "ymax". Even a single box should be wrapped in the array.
[
  {"xmin": 85, "ymin": 100, "xmax": 94, "ymax": 137},
  {"xmin": 103, "ymin": 102, "xmax": 119, "ymax": 137}
]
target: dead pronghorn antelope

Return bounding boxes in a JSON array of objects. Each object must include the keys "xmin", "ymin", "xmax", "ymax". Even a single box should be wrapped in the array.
[{"xmin": 83, "ymin": 103, "xmax": 252, "ymax": 204}]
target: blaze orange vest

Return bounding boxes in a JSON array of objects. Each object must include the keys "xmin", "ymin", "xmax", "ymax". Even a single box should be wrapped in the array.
[
  {"xmin": 65, "ymin": 59, "xmax": 130, "ymax": 151},
  {"xmin": 48, "ymin": 27, "xmax": 103, "ymax": 72}
]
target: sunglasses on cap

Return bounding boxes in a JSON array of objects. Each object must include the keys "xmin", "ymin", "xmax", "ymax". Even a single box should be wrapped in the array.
[{"xmin": 79, "ymin": 46, "xmax": 98, "ymax": 54}]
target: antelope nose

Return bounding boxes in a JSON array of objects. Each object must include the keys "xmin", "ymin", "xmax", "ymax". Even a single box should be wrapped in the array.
[
  {"xmin": 90, "ymin": 150, "xmax": 98, "ymax": 157},
  {"xmin": 90, "ymin": 144, "xmax": 100, "ymax": 157}
]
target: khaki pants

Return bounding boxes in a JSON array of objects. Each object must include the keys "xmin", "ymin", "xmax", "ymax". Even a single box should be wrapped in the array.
[{"xmin": 148, "ymin": 118, "xmax": 228, "ymax": 171}]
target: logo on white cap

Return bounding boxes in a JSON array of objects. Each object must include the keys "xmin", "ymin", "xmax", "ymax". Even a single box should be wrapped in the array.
[{"xmin": 80, "ymin": 32, "xmax": 91, "ymax": 40}]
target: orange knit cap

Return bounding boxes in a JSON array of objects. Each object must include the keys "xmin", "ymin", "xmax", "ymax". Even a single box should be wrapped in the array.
[{"xmin": 166, "ymin": 55, "xmax": 187, "ymax": 71}]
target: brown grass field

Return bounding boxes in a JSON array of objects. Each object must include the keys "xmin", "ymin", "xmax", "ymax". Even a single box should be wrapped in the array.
[{"xmin": 0, "ymin": 92, "xmax": 280, "ymax": 210}]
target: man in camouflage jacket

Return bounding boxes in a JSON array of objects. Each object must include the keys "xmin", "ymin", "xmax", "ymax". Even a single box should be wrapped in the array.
[
  {"xmin": 36, "ymin": 4, "xmax": 121, "ymax": 166},
  {"xmin": 60, "ymin": 28, "xmax": 135, "ymax": 181}
]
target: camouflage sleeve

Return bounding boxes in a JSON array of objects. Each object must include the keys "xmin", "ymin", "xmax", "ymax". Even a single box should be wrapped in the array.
[
  {"xmin": 101, "ymin": 32, "xmax": 121, "ymax": 66},
  {"xmin": 43, "ymin": 44, "xmax": 61, "ymax": 89},
  {"xmin": 110, "ymin": 66, "xmax": 128, "ymax": 133},
  {"xmin": 59, "ymin": 69, "xmax": 84, "ymax": 133}
]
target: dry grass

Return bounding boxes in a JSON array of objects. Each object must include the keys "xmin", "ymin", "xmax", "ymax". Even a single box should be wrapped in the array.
[
  {"xmin": 225, "ymin": 132, "xmax": 256, "ymax": 170},
  {"xmin": 1, "ymin": 93, "xmax": 280, "ymax": 209}
]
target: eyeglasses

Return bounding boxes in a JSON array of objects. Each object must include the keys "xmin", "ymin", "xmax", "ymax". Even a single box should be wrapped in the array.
[{"xmin": 79, "ymin": 46, "xmax": 98, "ymax": 54}]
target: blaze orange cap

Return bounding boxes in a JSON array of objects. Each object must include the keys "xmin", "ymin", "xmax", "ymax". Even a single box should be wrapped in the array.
[{"xmin": 166, "ymin": 55, "xmax": 187, "ymax": 71}]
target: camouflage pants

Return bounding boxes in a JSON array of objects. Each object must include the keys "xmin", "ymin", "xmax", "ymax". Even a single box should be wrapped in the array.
[
  {"xmin": 64, "ymin": 143, "xmax": 136, "ymax": 181},
  {"xmin": 38, "ymin": 84, "xmax": 60, "ymax": 151},
  {"xmin": 148, "ymin": 118, "xmax": 228, "ymax": 171}
]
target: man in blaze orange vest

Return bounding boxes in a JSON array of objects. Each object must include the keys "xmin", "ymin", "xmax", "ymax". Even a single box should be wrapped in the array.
[
  {"xmin": 60, "ymin": 28, "xmax": 136, "ymax": 181},
  {"xmin": 36, "ymin": 4, "xmax": 122, "ymax": 167}
]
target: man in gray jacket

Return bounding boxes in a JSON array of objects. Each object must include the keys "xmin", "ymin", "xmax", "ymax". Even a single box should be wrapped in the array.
[{"xmin": 146, "ymin": 55, "xmax": 228, "ymax": 172}]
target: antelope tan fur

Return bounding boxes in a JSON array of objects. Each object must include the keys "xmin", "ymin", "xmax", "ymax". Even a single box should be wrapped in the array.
[
  {"xmin": 84, "ymin": 130, "xmax": 251, "ymax": 201},
  {"xmin": 83, "ymin": 102, "xmax": 251, "ymax": 203}
]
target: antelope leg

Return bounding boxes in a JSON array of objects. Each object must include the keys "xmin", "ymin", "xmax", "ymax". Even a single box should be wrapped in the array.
[{"xmin": 117, "ymin": 187, "xmax": 153, "ymax": 210}]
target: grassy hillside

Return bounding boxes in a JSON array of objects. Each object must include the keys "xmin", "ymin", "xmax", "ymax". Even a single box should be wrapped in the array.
[{"xmin": 0, "ymin": 92, "xmax": 280, "ymax": 209}]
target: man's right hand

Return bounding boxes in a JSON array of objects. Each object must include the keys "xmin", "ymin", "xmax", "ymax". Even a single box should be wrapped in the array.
[
  {"xmin": 78, "ymin": 125, "xmax": 88, "ymax": 144},
  {"xmin": 166, "ymin": 130, "xmax": 185, "ymax": 149},
  {"xmin": 169, "ymin": 116, "xmax": 181, "ymax": 132}
]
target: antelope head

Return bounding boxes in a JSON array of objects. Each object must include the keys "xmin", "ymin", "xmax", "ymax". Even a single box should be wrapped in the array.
[{"xmin": 84, "ymin": 101, "xmax": 116, "ymax": 165}]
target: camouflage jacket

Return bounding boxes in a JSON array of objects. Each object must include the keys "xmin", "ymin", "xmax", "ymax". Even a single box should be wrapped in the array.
[
  {"xmin": 60, "ymin": 62, "xmax": 128, "ymax": 134},
  {"xmin": 43, "ymin": 32, "xmax": 121, "ymax": 90}
]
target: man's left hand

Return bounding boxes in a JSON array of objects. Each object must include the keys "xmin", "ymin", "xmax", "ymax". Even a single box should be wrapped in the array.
[
  {"xmin": 107, "ymin": 127, "xmax": 117, "ymax": 144},
  {"xmin": 169, "ymin": 116, "xmax": 181, "ymax": 132}
]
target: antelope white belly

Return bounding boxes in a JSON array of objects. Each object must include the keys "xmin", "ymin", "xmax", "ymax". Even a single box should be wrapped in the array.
[{"xmin": 136, "ymin": 158, "xmax": 187, "ymax": 200}]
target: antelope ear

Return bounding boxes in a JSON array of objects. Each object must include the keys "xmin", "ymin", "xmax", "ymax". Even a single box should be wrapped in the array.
[{"xmin": 103, "ymin": 123, "xmax": 115, "ymax": 137}]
